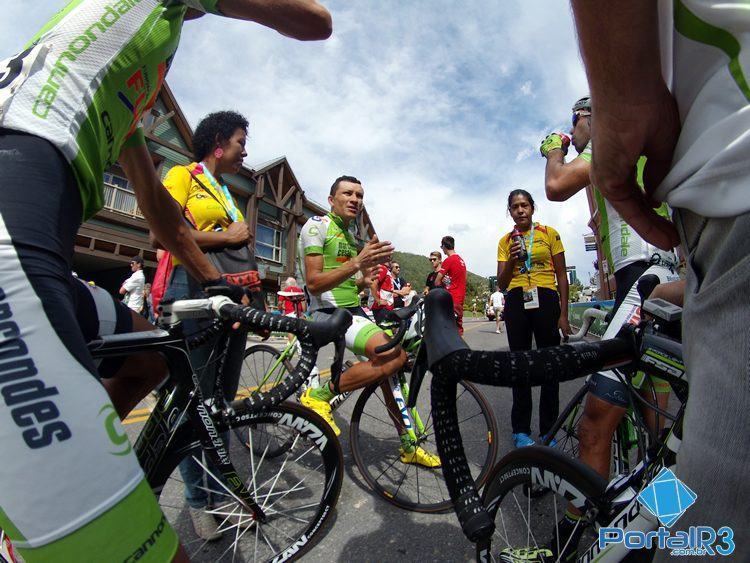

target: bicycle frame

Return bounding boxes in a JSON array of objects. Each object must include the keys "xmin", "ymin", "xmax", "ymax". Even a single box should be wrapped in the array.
[
  {"xmin": 573, "ymin": 331, "xmax": 688, "ymax": 562},
  {"xmin": 88, "ymin": 325, "xmax": 269, "ymax": 521}
]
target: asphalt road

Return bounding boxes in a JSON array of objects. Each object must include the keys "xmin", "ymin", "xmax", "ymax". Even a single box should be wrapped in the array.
[{"xmin": 124, "ymin": 316, "xmax": 583, "ymax": 562}]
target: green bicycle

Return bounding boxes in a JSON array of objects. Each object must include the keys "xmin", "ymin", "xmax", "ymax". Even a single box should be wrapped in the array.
[{"xmin": 240, "ymin": 299, "xmax": 499, "ymax": 513}]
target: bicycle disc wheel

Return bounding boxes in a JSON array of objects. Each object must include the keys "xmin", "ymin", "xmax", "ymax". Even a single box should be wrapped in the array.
[
  {"xmin": 240, "ymin": 344, "xmax": 295, "ymax": 458},
  {"xmin": 480, "ymin": 447, "xmax": 608, "ymax": 563},
  {"xmin": 350, "ymin": 373, "xmax": 498, "ymax": 513},
  {"xmin": 157, "ymin": 402, "xmax": 343, "ymax": 562}
]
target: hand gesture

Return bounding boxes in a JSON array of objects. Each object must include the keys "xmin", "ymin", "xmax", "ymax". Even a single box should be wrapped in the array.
[
  {"xmin": 509, "ymin": 240, "xmax": 523, "ymax": 262},
  {"xmin": 224, "ymin": 221, "xmax": 251, "ymax": 246},
  {"xmin": 356, "ymin": 235, "xmax": 394, "ymax": 271},
  {"xmin": 588, "ymin": 86, "xmax": 681, "ymax": 250}
]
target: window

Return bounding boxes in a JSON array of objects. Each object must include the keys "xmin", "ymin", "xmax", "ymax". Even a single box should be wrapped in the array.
[
  {"xmin": 102, "ymin": 172, "xmax": 144, "ymax": 218},
  {"xmin": 256, "ymin": 224, "xmax": 282, "ymax": 262}
]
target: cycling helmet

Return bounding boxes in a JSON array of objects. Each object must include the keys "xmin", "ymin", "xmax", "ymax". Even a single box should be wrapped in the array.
[{"xmin": 572, "ymin": 96, "xmax": 591, "ymax": 112}]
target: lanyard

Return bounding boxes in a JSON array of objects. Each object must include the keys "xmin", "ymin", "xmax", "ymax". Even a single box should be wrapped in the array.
[
  {"xmin": 199, "ymin": 162, "xmax": 240, "ymax": 222},
  {"xmin": 525, "ymin": 224, "xmax": 535, "ymax": 274}
]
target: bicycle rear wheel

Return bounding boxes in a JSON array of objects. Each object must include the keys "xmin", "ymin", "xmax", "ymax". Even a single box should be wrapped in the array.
[
  {"xmin": 240, "ymin": 344, "xmax": 296, "ymax": 458},
  {"xmin": 350, "ymin": 373, "xmax": 498, "ymax": 513},
  {"xmin": 157, "ymin": 402, "xmax": 343, "ymax": 562},
  {"xmin": 480, "ymin": 446, "xmax": 607, "ymax": 562}
]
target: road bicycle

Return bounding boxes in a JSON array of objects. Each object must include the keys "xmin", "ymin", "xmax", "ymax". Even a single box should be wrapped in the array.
[
  {"xmin": 414, "ymin": 288, "xmax": 690, "ymax": 562},
  {"xmin": 542, "ymin": 292, "xmax": 660, "ymax": 478},
  {"xmin": 241, "ymin": 298, "xmax": 498, "ymax": 513},
  {"xmin": 88, "ymin": 293, "xmax": 351, "ymax": 562}
]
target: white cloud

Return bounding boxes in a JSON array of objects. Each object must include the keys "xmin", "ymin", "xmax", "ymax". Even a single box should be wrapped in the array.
[{"xmin": 1, "ymin": 1, "xmax": 597, "ymax": 283}]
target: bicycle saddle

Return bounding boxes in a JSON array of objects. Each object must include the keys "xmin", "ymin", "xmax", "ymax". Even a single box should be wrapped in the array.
[
  {"xmin": 384, "ymin": 298, "xmax": 422, "ymax": 322},
  {"xmin": 307, "ymin": 308, "xmax": 353, "ymax": 349}
]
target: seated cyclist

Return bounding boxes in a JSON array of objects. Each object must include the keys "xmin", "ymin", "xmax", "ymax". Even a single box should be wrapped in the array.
[
  {"xmin": 298, "ymin": 175, "xmax": 439, "ymax": 467},
  {"xmin": 0, "ymin": 2, "xmax": 331, "ymax": 561},
  {"xmin": 540, "ymin": 95, "xmax": 681, "ymax": 556}
]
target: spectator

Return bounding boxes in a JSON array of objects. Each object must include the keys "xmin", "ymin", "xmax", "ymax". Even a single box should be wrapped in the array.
[
  {"xmin": 370, "ymin": 259, "xmax": 395, "ymax": 324},
  {"xmin": 119, "ymin": 256, "xmax": 145, "ymax": 314},
  {"xmin": 424, "ymin": 251, "xmax": 442, "ymax": 294},
  {"xmin": 157, "ymin": 110, "xmax": 256, "ymax": 541},
  {"xmin": 278, "ymin": 276, "xmax": 306, "ymax": 319},
  {"xmin": 141, "ymin": 283, "xmax": 154, "ymax": 323},
  {"xmin": 570, "ymin": 0, "xmax": 750, "ymax": 543},
  {"xmin": 488, "ymin": 285, "xmax": 505, "ymax": 334},
  {"xmin": 497, "ymin": 189, "xmax": 571, "ymax": 448},
  {"xmin": 390, "ymin": 262, "xmax": 410, "ymax": 308},
  {"xmin": 435, "ymin": 236, "xmax": 467, "ymax": 335}
]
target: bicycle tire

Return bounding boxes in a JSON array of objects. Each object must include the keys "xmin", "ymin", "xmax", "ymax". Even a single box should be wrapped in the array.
[
  {"xmin": 239, "ymin": 344, "xmax": 294, "ymax": 396},
  {"xmin": 480, "ymin": 446, "xmax": 608, "ymax": 563},
  {"xmin": 240, "ymin": 344, "xmax": 296, "ymax": 458},
  {"xmin": 350, "ymin": 373, "xmax": 498, "ymax": 513},
  {"xmin": 157, "ymin": 401, "xmax": 343, "ymax": 563}
]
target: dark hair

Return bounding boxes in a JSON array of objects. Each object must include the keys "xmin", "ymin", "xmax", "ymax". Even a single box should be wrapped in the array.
[
  {"xmin": 507, "ymin": 189, "xmax": 535, "ymax": 212},
  {"xmin": 330, "ymin": 175, "xmax": 361, "ymax": 197},
  {"xmin": 440, "ymin": 236, "xmax": 455, "ymax": 250},
  {"xmin": 192, "ymin": 110, "xmax": 249, "ymax": 162}
]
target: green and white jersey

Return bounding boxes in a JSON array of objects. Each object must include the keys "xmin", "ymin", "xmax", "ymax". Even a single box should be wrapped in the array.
[
  {"xmin": 579, "ymin": 141, "xmax": 676, "ymax": 273},
  {"xmin": 656, "ymin": 0, "xmax": 750, "ymax": 217},
  {"xmin": 0, "ymin": 0, "xmax": 221, "ymax": 220},
  {"xmin": 298, "ymin": 213, "xmax": 360, "ymax": 311}
]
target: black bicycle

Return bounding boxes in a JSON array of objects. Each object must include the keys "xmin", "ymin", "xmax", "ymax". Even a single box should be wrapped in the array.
[
  {"xmin": 412, "ymin": 288, "xmax": 688, "ymax": 562},
  {"xmin": 88, "ymin": 292, "xmax": 351, "ymax": 562}
]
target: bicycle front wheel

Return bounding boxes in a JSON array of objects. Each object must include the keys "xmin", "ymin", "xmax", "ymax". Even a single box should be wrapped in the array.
[
  {"xmin": 157, "ymin": 401, "xmax": 343, "ymax": 562},
  {"xmin": 240, "ymin": 344, "xmax": 296, "ymax": 457},
  {"xmin": 350, "ymin": 373, "xmax": 498, "ymax": 513},
  {"xmin": 480, "ymin": 446, "xmax": 607, "ymax": 562}
]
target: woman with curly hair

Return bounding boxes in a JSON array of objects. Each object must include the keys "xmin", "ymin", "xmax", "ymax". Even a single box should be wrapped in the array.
[{"xmin": 158, "ymin": 110, "xmax": 259, "ymax": 540}]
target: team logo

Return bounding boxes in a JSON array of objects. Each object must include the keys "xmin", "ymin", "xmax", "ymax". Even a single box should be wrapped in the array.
[
  {"xmin": 308, "ymin": 226, "xmax": 320, "ymax": 236},
  {"xmin": 99, "ymin": 404, "xmax": 132, "ymax": 457}
]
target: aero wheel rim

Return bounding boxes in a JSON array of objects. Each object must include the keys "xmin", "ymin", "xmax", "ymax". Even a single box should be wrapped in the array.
[{"xmin": 351, "ymin": 376, "xmax": 495, "ymax": 512}]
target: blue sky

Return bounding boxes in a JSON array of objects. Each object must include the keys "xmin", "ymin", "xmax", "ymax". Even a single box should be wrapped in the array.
[{"xmin": 2, "ymin": 1, "xmax": 597, "ymax": 282}]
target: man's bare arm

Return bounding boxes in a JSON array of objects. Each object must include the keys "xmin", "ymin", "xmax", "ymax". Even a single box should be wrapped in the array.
[
  {"xmin": 216, "ymin": 0, "xmax": 331, "ymax": 40},
  {"xmin": 545, "ymin": 152, "xmax": 591, "ymax": 202},
  {"xmin": 570, "ymin": 0, "xmax": 680, "ymax": 250},
  {"xmin": 119, "ymin": 143, "xmax": 220, "ymax": 284}
]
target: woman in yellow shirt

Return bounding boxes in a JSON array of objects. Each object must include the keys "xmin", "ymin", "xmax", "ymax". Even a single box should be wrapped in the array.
[
  {"xmin": 159, "ymin": 110, "xmax": 256, "ymax": 541},
  {"xmin": 497, "ymin": 189, "xmax": 572, "ymax": 448}
]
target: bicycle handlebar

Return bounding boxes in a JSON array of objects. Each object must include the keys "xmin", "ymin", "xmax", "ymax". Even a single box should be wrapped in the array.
[
  {"xmin": 162, "ymin": 297, "xmax": 352, "ymax": 411},
  {"xmin": 421, "ymin": 289, "xmax": 637, "ymax": 542},
  {"xmin": 373, "ymin": 298, "xmax": 422, "ymax": 354}
]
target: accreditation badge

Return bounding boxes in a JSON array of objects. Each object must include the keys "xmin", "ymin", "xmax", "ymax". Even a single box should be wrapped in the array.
[{"xmin": 523, "ymin": 286, "xmax": 540, "ymax": 310}]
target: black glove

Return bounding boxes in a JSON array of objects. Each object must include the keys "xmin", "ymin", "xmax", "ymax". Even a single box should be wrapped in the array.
[{"xmin": 201, "ymin": 277, "xmax": 248, "ymax": 303}]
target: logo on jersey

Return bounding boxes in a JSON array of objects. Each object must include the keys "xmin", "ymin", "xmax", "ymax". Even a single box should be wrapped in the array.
[
  {"xmin": 308, "ymin": 226, "xmax": 320, "ymax": 236},
  {"xmin": 0, "ymin": 287, "xmax": 72, "ymax": 449},
  {"xmin": 99, "ymin": 403, "xmax": 132, "ymax": 456}
]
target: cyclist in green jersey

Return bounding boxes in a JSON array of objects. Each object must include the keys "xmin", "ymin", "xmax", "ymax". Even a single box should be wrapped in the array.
[
  {"xmin": 297, "ymin": 175, "xmax": 441, "ymax": 468},
  {"xmin": 0, "ymin": 2, "xmax": 331, "ymax": 561}
]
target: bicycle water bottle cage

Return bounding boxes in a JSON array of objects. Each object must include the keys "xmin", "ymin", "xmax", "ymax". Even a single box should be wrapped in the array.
[{"xmin": 423, "ymin": 289, "xmax": 468, "ymax": 369}]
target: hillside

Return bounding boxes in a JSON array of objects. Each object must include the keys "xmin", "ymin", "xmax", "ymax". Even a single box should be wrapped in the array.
[{"xmin": 392, "ymin": 251, "xmax": 489, "ymax": 304}]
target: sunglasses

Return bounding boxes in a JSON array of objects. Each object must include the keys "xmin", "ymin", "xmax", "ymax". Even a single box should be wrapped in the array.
[
  {"xmin": 429, "ymin": 258, "xmax": 438, "ymax": 262},
  {"xmin": 572, "ymin": 111, "xmax": 590, "ymax": 127}
]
